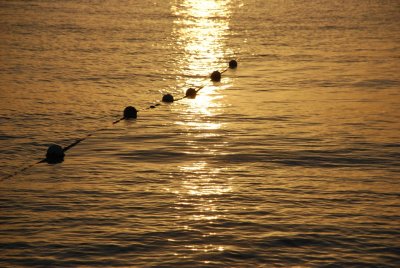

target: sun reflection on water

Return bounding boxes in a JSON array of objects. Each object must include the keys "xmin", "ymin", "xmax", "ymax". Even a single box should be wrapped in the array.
[
  {"xmin": 171, "ymin": 0, "xmax": 233, "ymax": 82},
  {"xmin": 175, "ymin": 161, "xmax": 232, "ymax": 253},
  {"xmin": 170, "ymin": 0, "xmax": 234, "ymax": 257},
  {"xmin": 180, "ymin": 161, "xmax": 232, "ymax": 197}
]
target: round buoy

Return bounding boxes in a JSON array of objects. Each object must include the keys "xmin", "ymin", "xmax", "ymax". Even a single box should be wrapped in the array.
[
  {"xmin": 123, "ymin": 106, "xmax": 138, "ymax": 119},
  {"xmin": 229, "ymin": 59, "xmax": 238, "ymax": 69},
  {"xmin": 185, "ymin": 88, "xmax": 197, "ymax": 99},
  {"xmin": 162, "ymin": 94, "xmax": 174, "ymax": 103},
  {"xmin": 210, "ymin": 71, "xmax": 221, "ymax": 82},
  {"xmin": 46, "ymin": 144, "xmax": 65, "ymax": 163}
]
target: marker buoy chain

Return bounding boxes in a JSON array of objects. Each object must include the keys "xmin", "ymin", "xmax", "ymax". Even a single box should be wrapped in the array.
[{"xmin": 2, "ymin": 60, "xmax": 238, "ymax": 180}]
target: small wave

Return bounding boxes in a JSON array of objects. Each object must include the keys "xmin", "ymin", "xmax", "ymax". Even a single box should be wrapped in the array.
[
  {"xmin": 353, "ymin": 79, "xmax": 399, "ymax": 89},
  {"xmin": 116, "ymin": 149, "xmax": 188, "ymax": 163},
  {"xmin": 216, "ymin": 148, "xmax": 399, "ymax": 169}
]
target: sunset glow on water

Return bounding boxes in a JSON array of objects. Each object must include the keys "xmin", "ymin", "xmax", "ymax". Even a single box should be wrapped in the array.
[{"xmin": 0, "ymin": 0, "xmax": 399, "ymax": 267}]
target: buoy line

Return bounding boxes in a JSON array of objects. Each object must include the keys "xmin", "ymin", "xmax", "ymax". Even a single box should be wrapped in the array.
[{"xmin": 1, "ymin": 60, "xmax": 238, "ymax": 181}]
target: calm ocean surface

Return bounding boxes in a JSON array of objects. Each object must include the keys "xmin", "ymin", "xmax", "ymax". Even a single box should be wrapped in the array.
[{"xmin": 1, "ymin": 0, "xmax": 399, "ymax": 267}]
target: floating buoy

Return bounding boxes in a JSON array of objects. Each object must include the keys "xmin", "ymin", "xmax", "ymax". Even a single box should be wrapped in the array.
[
  {"xmin": 210, "ymin": 71, "xmax": 221, "ymax": 82},
  {"xmin": 185, "ymin": 88, "xmax": 197, "ymax": 99},
  {"xmin": 229, "ymin": 59, "xmax": 238, "ymax": 69},
  {"xmin": 46, "ymin": 144, "xmax": 64, "ymax": 163},
  {"xmin": 123, "ymin": 106, "xmax": 138, "ymax": 119},
  {"xmin": 162, "ymin": 94, "xmax": 174, "ymax": 103}
]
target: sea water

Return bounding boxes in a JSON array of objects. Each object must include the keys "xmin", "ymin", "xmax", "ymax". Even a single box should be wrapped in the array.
[{"xmin": 0, "ymin": 0, "xmax": 399, "ymax": 267}]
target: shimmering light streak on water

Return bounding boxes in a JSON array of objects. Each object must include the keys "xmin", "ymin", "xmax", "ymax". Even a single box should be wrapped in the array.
[{"xmin": 171, "ymin": 0, "xmax": 233, "ymax": 86}]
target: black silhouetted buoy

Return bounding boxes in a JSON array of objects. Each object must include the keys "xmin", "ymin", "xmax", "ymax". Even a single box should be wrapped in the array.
[
  {"xmin": 229, "ymin": 59, "xmax": 238, "ymax": 69},
  {"xmin": 210, "ymin": 71, "xmax": 221, "ymax": 82},
  {"xmin": 162, "ymin": 94, "xmax": 174, "ymax": 103},
  {"xmin": 46, "ymin": 144, "xmax": 65, "ymax": 163},
  {"xmin": 185, "ymin": 88, "xmax": 197, "ymax": 99},
  {"xmin": 123, "ymin": 106, "xmax": 138, "ymax": 119}
]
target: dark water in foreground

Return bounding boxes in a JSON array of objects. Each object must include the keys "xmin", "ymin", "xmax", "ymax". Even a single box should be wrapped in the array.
[{"xmin": 0, "ymin": 0, "xmax": 399, "ymax": 267}]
